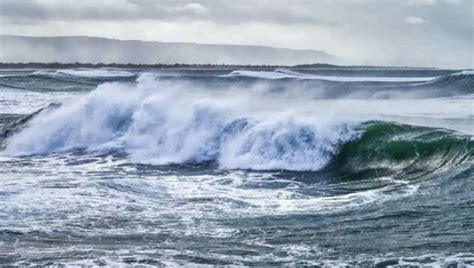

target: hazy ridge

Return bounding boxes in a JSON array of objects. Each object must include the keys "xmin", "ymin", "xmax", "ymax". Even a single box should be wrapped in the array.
[{"xmin": 0, "ymin": 35, "xmax": 335, "ymax": 65}]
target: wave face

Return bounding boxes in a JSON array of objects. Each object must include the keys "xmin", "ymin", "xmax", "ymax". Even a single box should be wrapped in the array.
[
  {"xmin": 3, "ymin": 73, "xmax": 472, "ymax": 173},
  {"xmin": 422, "ymin": 70, "xmax": 474, "ymax": 91},
  {"xmin": 331, "ymin": 121, "xmax": 472, "ymax": 178}
]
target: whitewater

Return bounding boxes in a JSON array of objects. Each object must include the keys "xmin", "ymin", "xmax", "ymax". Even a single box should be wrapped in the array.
[{"xmin": 0, "ymin": 67, "xmax": 473, "ymax": 266}]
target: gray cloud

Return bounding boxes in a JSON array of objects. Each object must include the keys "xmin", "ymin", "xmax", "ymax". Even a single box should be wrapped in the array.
[
  {"xmin": 0, "ymin": 0, "xmax": 472, "ymax": 68},
  {"xmin": 0, "ymin": 0, "xmax": 339, "ymax": 25}
]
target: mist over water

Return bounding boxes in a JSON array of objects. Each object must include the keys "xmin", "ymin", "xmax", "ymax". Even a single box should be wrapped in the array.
[{"xmin": 0, "ymin": 67, "xmax": 473, "ymax": 266}]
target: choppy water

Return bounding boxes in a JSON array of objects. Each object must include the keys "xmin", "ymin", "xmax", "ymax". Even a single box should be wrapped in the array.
[{"xmin": 0, "ymin": 67, "xmax": 473, "ymax": 266}]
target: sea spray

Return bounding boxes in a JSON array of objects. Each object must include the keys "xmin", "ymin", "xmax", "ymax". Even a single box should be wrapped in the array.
[{"xmin": 3, "ymin": 74, "xmax": 360, "ymax": 170}]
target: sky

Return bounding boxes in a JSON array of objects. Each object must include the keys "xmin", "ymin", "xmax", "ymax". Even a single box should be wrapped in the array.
[{"xmin": 0, "ymin": 0, "xmax": 473, "ymax": 68}]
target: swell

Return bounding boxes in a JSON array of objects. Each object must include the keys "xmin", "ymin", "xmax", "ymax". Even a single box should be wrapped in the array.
[
  {"xmin": 1, "ymin": 68, "xmax": 472, "ymax": 98},
  {"xmin": 222, "ymin": 69, "xmax": 439, "ymax": 82},
  {"xmin": 0, "ymin": 69, "xmax": 137, "ymax": 91},
  {"xmin": 170, "ymin": 69, "xmax": 474, "ymax": 99},
  {"xmin": 418, "ymin": 70, "xmax": 474, "ymax": 91},
  {"xmin": 220, "ymin": 69, "xmax": 474, "ymax": 96}
]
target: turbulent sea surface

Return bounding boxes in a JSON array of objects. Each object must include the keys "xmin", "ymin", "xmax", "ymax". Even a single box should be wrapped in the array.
[{"xmin": 0, "ymin": 67, "xmax": 473, "ymax": 266}]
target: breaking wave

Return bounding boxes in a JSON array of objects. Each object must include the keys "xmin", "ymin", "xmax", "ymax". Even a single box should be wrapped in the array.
[
  {"xmin": 33, "ymin": 69, "xmax": 136, "ymax": 78},
  {"xmin": 221, "ymin": 69, "xmax": 474, "ymax": 87},
  {"xmin": 1, "ymin": 74, "xmax": 472, "ymax": 173},
  {"xmin": 0, "ymin": 69, "xmax": 135, "ymax": 81},
  {"xmin": 57, "ymin": 69, "xmax": 135, "ymax": 78},
  {"xmin": 419, "ymin": 70, "xmax": 474, "ymax": 90}
]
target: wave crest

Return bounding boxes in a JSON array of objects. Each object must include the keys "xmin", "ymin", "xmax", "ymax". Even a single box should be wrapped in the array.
[
  {"xmin": 31, "ymin": 69, "xmax": 136, "ymax": 79},
  {"xmin": 222, "ymin": 69, "xmax": 439, "ymax": 82}
]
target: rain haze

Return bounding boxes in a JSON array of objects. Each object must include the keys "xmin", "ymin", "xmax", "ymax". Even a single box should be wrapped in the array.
[{"xmin": 0, "ymin": 0, "xmax": 473, "ymax": 67}]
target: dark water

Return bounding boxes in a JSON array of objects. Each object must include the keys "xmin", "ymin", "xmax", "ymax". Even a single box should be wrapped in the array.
[{"xmin": 0, "ymin": 67, "xmax": 473, "ymax": 266}]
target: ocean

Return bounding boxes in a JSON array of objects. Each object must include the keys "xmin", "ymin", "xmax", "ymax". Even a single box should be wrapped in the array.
[{"xmin": 0, "ymin": 67, "xmax": 472, "ymax": 266}]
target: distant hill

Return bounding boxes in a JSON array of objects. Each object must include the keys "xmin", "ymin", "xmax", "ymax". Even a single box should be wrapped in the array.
[{"xmin": 0, "ymin": 35, "xmax": 335, "ymax": 65}]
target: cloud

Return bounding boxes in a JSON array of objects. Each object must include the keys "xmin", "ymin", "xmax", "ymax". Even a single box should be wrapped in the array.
[
  {"xmin": 405, "ymin": 16, "xmax": 428, "ymax": 24},
  {"xmin": 405, "ymin": 0, "xmax": 436, "ymax": 5},
  {"xmin": 179, "ymin": 3, "xmax": 208, "ymax": 14},
  {"xmin": 0, "ymin": 0, "xmax": 337, "ymax": 25},
  {"xmin": 0, "ymin": 0, "xmax": 472, "ymax": 68},
  {"xmin": 404, "ymin": 0, "xmax": 460, "ymax": 5}
]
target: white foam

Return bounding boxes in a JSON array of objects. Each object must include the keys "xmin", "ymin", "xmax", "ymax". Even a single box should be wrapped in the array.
[
  {"xmin": 223, "ymin": 69, "xmax": 438, "ymax": 82},
  {"xmin": 33, "ymin": 69, "xmax": 135, "ymax": 78},
  {"xmin": 446, "ymin": 70, "xmax": 474, "ymax": 77},
  {"xmin": 57, "ymin": 69, "xmax": 135, "ymax": 77},
  {"xmin": 0, "ymin": 74, "xmax": 19, "ymax": 78}
]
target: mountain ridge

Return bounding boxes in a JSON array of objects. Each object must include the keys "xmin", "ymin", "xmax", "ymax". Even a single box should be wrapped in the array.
[{"xmin": 0, "ymin": 35, "xmax": 336, "ymax": 65}]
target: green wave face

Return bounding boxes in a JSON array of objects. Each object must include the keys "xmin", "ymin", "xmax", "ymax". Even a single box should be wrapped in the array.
[{"xmin": 330, "ymin": 121, "xmax": 473, "ymax": 180}]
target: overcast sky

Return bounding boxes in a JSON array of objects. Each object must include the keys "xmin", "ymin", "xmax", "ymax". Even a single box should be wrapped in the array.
[{"xmin": 0, "ymin": 0, "xmax": 472, "ymax": 68}]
